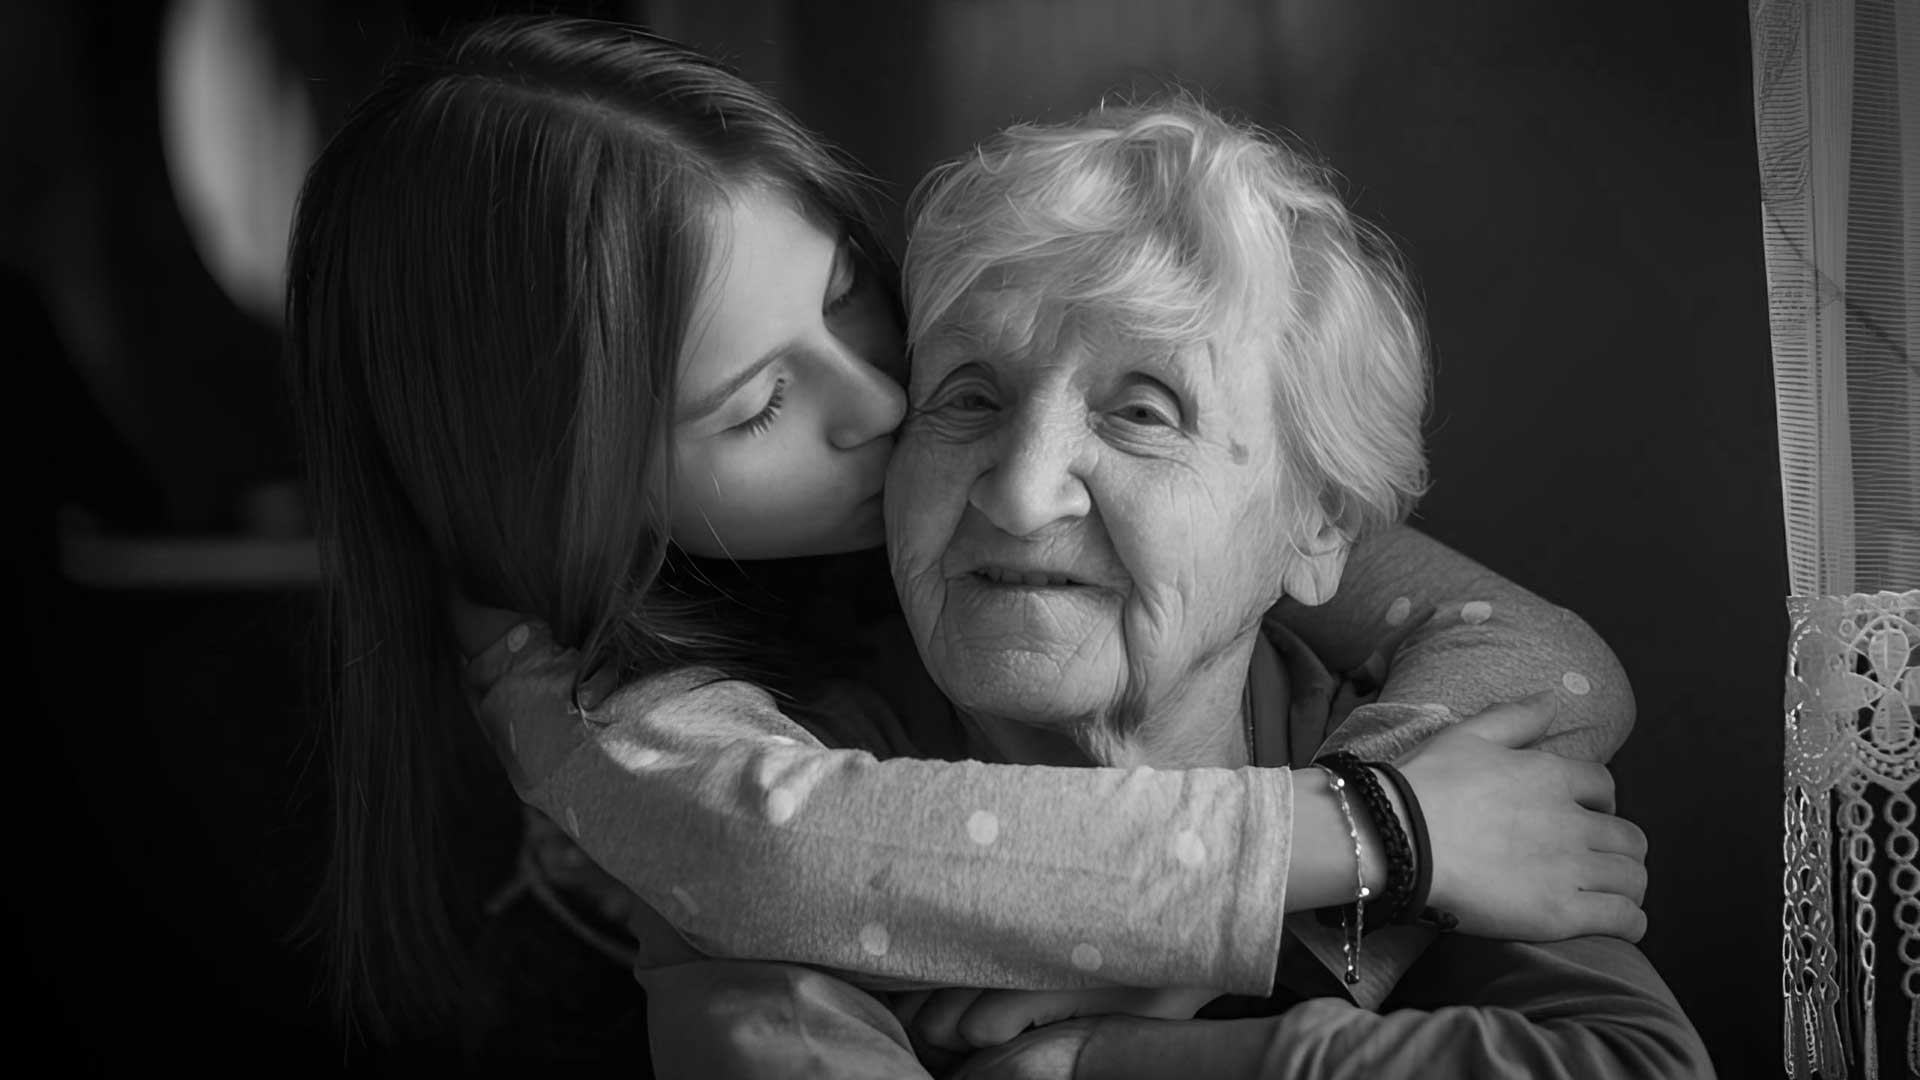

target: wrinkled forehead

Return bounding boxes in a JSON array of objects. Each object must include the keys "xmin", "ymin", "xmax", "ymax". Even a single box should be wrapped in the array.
[
  {"xmin": 918, "ymin": 274, "xmax": 1061, "ymax": 358},
  {"xmin": 923, "ymin": 264, "xmax": 1194, "ymax": 353},
  {"xmin": 917, "ymin": 264, "xmax": 1264, "ymax": 391}
]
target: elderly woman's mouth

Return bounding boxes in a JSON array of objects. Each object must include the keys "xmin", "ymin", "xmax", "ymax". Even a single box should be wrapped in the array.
[{"xmin": 973, "ymin": 567, "xmax": 1088, "ymax": 588}]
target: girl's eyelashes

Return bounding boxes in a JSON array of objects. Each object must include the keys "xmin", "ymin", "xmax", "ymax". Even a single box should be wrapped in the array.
[
  {"xmin": 735, "ymin": 376, "xmax": 788, "ymax": 436},
  {"xmin": 720, "ymin": 241, "xmax": 864, "ymax": 440}
]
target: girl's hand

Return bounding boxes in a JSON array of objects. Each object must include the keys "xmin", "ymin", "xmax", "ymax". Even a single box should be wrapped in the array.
[
  {"xmin": 1396, "ymin": 693, "xmax": 1650, "ymax": 942},
  {"xmin": 461, "ymin": 619, "xmax": 589, "ymax": 796},
  {"xmin": 894, "ymin": 986, "xmax": 1218, "ymax": 1055}
]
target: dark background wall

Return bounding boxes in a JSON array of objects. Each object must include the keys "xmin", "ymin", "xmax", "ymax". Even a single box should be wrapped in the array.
[{"xmin": 8, "ymin": 0, "xmax": 1782, "ymax": 1075}]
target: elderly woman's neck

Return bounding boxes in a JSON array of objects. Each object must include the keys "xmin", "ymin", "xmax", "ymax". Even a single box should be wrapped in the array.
[{"xmin": 965, "ymin": 635, "xmax": 1261, "ymax": 770}]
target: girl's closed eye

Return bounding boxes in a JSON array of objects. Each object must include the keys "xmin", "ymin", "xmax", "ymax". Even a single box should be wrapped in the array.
[{"xmin": 735, "ymin": 376, "xmax": 788, "ymax": 436}]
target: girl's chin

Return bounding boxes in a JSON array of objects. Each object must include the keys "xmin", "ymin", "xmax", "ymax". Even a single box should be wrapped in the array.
[
  {"xmin": 824, "ymin": 501, "xmax": 888, "ymax": 555},
  {"xmin": 671, "ymin": 494, "xmax": 888, "ymax": 561},
  {"xmin": 757, "ymin": 501, "xmax": 889, "ymax": 560}
]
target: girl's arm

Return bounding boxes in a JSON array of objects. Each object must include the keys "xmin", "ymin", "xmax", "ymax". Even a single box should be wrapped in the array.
[
  {"xmin": 465, "ymin": 524, "xmax": 1636, "ymax": 993},
  {"xmin": 476, "ymin": 634, "xmax": 1295, "ymax": 996},
  {"xmin": 1271, "ymin": 524, "xmax": 1634, "ymax": 765},
  {"xmin": 472, "ymin": 630, "xmax": 1635, "ymax": 999}
]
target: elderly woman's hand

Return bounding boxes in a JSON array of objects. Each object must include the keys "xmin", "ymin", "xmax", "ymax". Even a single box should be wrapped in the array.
[
  {"xmin": 1397, "ymin": 693, "xmax": 1650, "ymax": 942},
  {"xmin": 946, "ymin": 1017, "xmax": 1103, "ymax": 1080},
  {"xmin": 895, "ymin": 985, "xmax": 1219, "ymax": 1057}
]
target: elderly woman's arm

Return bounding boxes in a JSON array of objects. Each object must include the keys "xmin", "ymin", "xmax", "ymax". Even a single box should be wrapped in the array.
[
  {"xmin": 970, "ymin": 935, "xmax": 1712, "ymax": 1080},
  {"xmin": 1270, "ymin": 523, "xmax": 1635, "ymax": 763},
  {"xmin": 626, "ymin": 936, "xmax": 1710, "ymax": 1080}
]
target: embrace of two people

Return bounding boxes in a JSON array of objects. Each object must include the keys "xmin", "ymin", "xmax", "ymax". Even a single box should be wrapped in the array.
[{"xmin": 291, "ymin": 15, "xmax": 1713, "ymax": 1078}]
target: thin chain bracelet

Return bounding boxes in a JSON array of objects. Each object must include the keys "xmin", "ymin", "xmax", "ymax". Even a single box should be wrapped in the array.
[
  {"xmin": 1320, "ymin": 751, "xmax": 1416, "ymax": 928},
  {"xmin": 1318, "ymin": 764, "xmax": 1369, "ymax": 985}
]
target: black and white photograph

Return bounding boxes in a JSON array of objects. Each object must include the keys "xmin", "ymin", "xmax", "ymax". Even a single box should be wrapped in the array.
[{"xmin": 7, "ymin": 1, "xmax": 1915, "ymax": 1076}]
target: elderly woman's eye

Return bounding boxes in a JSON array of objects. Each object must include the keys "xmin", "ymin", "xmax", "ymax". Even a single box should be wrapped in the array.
[
  {"xmin": 908, "ymin": 370, "xmax": 1001, "ymax": 441},
  {"xmin": 925, "ymin": 366, "xmax": 1000, "ymax": 414},
  {"xmin": 1115, "ymin": 403, "xmax": 1171, "ymax": 426},
  {"xmin": 1111, "ymin": 390, "xmax": 1180, "ymax": 429}
]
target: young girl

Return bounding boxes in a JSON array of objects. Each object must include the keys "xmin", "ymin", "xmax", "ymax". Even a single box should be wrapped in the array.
[{"xmin": 286, "ymin": 14, "xmax": 1645, "ymax": 1059}]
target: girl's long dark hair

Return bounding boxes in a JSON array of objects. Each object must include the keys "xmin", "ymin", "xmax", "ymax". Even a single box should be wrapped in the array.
[{"xmin": 285, "ymin": 15, "xmax": 892, "ymax": 1042}]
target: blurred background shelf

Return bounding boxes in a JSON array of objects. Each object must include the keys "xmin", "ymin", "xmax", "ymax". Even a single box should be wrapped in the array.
[{"xmin": 58, "ymin": 510, "xmax": 319, "ymax": 591}]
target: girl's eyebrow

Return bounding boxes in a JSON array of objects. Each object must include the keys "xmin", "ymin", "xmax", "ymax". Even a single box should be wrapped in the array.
[{"xmin": 677, "ymin": 344, "xmax": 795, "ymax": 423}]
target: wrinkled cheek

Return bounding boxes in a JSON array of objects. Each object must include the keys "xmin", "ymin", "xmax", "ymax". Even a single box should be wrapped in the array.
[
  {"xmin": 885, "ymin": 439, "xmax": 967, "ymax": 587},
  {"xmin": 884, "ymin": 442, "xmax": 935, "ymax": 541},
  {"xmin": 1076, "ymin": 626, "xmax": 1133, "ymax": 712},
  {"xmin": 885, "ymin": 513, "xmax": 952, "ymax": 659},
  {"xmin": 1120, "ymin": 590, "xmax": 1184, "ymax": 684},
  {"xmin": 883, "ymin": 432, "xmax": 932, "ymax": 499},
  {"xmin": 902, "ymin": 574, "xmax": 950, "ymax": 662},
  {"xmin": 1122, "ymin": 580, "xmax": 1253, "ymax": 711}
]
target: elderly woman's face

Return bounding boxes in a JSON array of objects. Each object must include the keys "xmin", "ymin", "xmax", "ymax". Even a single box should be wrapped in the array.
[{"xmin": 886, "ymin": 288, "xmax": 1298, "ymax": 736}]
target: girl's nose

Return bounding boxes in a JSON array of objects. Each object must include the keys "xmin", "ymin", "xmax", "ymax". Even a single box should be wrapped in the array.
[{"xmin": 828, "ymin": 347, "xmax": 908, "ymax": 449}]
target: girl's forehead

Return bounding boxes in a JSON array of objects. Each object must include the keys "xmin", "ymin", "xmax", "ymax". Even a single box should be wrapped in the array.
[{"xmin": 675, "ymin": 188, "xmax": 836, "ymax": 384}]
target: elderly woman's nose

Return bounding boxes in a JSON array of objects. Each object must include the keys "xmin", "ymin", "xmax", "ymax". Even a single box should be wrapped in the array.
[
  {"xmin": 827, "ymin": 348, "xmax": 908, "ymax": 449},
  {"xmin": 968, "ymin": 408, "xmax": 1092, "ymax": 536}
]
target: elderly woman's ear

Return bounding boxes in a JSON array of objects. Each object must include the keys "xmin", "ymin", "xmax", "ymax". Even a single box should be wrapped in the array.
[{"xmin": 1279, "ymin": 519, "xmax": 1351, "ymax": 606}]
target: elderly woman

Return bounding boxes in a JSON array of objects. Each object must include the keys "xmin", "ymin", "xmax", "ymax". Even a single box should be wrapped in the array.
[
  {"xmin": 866, "ymin": 98, "xmax": 1713, "ymax": 1078},
  {"xmin": 619, "ymin": 99, "xmax": 1710, "ymax": 1078}
]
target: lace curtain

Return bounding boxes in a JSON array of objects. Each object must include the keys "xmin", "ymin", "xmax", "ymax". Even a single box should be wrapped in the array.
[{"xmin": 1756, "ymin": 0, "xmax": 1920, "ymax": 1076}]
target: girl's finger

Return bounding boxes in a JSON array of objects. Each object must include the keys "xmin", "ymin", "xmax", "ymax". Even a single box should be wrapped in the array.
[
  {"xmin": 1453, "ymin": 690, "xmax": 1558, "ymax": 747},
  {"xmin": 1563, "ymin": 760, "xmax": 1616, "ymax": 814},
  {"xmin": 1588, "ymin": 814, "xmax": 1650, "ymax": 859},
  {"xmin": 1571, "ymin": 889, "xmax": 1649, "ymax": 943},
  {"xmin": 1579, "ymin": 851, "xmax": 1649, "ymax": 905}
]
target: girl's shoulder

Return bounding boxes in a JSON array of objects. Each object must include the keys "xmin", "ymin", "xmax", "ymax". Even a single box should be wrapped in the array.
[
  {"xmin": 465, "ymin": 619, "xmax": 785, "ymax": 793},
  {"xmin": 467, "ymin": 618, "xmax": 764, "ymax": 711}
]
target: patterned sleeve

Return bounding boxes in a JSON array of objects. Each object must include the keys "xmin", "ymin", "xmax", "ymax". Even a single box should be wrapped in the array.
[
  {"xmin": 1270, "ymin": 524, "xmax": 1635, "ymax": 765},
  {"xmin": 473, "ymin": 624, "xmax": 1294, "ymax": 996},
  {"xmin": 468, "ymin": 524, "xmax": 1634, "ymax": 994}
]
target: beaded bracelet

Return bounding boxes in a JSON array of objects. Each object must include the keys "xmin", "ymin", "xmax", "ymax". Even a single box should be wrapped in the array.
[
  {"xmin": 1319, "ymin": 751, "xmax": 1416, "ymax": 929},
  {"xmin": 1316, "ymin": 764, "xmax": 1368, "ymax": 985},
  {"xmin": 1373, "ymin": 759, "xmax": 1460, "ymax": 932}
]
